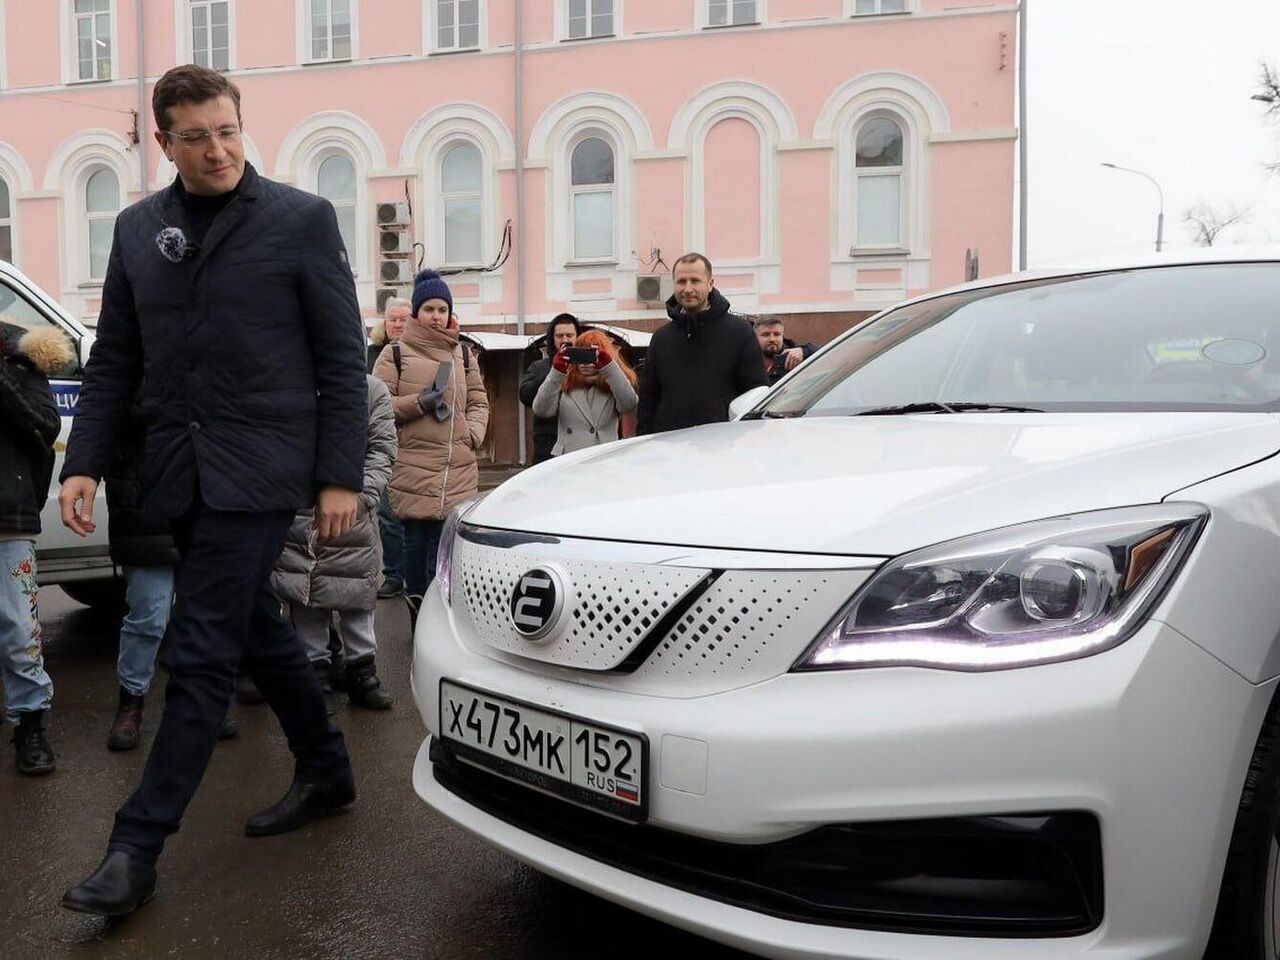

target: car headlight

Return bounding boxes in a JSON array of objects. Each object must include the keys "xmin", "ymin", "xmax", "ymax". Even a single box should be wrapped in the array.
[
  {"xmin": 435, "ymin": 492, "xmax": 489, "ymax": 606},
  {"xmin": 795, "ymin": 503, "xmax": 1207, "ymax": 672}
]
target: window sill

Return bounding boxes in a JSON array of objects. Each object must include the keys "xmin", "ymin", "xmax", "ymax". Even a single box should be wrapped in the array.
[
  {"xmin": 850, "ymin": 12, "xmax": 912, "ymax": 18},
  {"xmin": 561, "ymin": 33, "xmax": 616, "ymax": 43},
  {"xmin": 302, "ymin": 57, "xmax": 354, "ymax": 66},
  {"xmin": 565, "ymin": 259, "xmax": 619, "ymax": 268},
  {"xmin": 849, "ymin": 247, "xmax": 910, "ymax": 258},
  {"xmin": 66, "ymin": 76, "xmax": 113, "ymax": 86},
  {"xmin": 77, "ymin": 280, "xmax": 105, "ymax": 290},
  {"xmin": 430, "ymin": 46, "xmax": 482, "ymax": 57},
  {"xmin": 703, "ymin": 21, "xmax": 762, "ymax": 30}
]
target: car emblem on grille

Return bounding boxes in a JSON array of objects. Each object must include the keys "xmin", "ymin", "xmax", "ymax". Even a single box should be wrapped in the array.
[{"xmin": 509, "ymin": 565, "xmax": 567, "ymax": 641}]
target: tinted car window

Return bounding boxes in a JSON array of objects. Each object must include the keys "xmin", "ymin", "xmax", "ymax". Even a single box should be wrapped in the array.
[{"xmin": 759, "ymin": 264, "xmax": 1280, "ymax": 416}]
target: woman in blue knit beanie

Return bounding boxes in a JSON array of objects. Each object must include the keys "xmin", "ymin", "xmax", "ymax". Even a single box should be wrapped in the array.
[{"xmin": 372, "ymin": 270, "xmax": 489, "ymax": 625}]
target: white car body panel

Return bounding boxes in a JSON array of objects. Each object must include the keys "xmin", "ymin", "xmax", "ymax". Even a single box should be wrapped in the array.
[{"xmin": 473, "ymin": 414, "xmax": 1280, "ymax": 556}]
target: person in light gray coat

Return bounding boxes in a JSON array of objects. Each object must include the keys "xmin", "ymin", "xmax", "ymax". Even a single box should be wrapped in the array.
[
  {"xmin": 272, "ymin": 375, "xmax": 397, "ymax": 709},
  {"xmin": 532, "ymin": 329, "xmax": 639, "ymax": 456}
]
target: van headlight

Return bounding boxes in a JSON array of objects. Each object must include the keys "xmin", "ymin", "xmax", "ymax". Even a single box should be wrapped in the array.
[
  {"xmin": 435, "ymin": 492, "xmax": 489, "ymax": 606},
  {"xmin": 795, "ymin": 503, "xmax": 1207, "ymax": 672}
]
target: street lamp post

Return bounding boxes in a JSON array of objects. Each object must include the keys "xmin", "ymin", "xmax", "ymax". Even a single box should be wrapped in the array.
[{"xmin": 1101, "ymin": 162, "xmax": 1165, "ymax": 253}]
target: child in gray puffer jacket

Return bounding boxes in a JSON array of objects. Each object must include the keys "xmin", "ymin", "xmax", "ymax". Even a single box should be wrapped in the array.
[{"xmin": 271, "ymin": 375, "xmax": 397, "ymax": 709}]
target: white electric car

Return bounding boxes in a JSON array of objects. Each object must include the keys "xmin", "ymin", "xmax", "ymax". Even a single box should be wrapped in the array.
[{"xmin": 412, "ymin": 251, "xmax": 1280, "ymax": 959}]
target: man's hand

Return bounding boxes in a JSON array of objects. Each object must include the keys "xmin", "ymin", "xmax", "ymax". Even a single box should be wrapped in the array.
[
  {"xmin": 59, "ymin": 476, "xmax": 99, "ymax": 537},
  {"xmin": 316, "ymin": 485, "xmax": 359, "ymax": 542},
  {"xmin": 782, "ymin": 347, "xmax": 806, "ymax": 372}
]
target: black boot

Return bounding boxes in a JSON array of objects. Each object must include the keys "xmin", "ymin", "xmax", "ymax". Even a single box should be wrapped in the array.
[
  {"xmin": 312, "ymin": 658, "xmax": 335, "ymax": 716},
  {"xmin": 107, "ymin": 688, "xmax": 145, "ymax": 752},
  {"xmin": 344, "ymin": 654, "xmax": 393, "ymax": 710},
  {"xmin": 62, "ymin": 851, "xmax": 156, "ymax": 917},
  {"xmin": 13, "ymin": 709, "xmax": 56, "ymax": 776},
  {"xmin": 243, "ymin": 768, "xmax": 356, "ymax": 837}
]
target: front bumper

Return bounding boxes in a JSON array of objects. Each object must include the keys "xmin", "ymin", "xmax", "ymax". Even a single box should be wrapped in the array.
[{"xmin": 412, "ymin": 582, "xmax": 1274, "ymax": 959}]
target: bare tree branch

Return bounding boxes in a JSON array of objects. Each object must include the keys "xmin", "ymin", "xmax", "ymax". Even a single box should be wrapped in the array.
[{"xmin": 1182, "ymin": 202, "xmax": 1250, "ymax": 246}]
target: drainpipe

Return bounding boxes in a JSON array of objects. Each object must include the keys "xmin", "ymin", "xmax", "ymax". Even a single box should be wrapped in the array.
[
  {"xmin": 1016, "ymin": 0, "xmax": 1027, "ymax": 269},
  {"xmin": 513, "ymin": 0, "xmax": 528, "ymax": 464},
  {"xmin": 135, "ymin": 0, "xmax": 149, "ymax": 197}
]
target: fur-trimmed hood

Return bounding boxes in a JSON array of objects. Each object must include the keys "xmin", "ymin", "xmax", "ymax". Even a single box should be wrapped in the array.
[
  {"xmin": 0, "ymin": 321, "xmax": 76, "ymax": 376},
  {"xmin": 368, "ymin": 320, "xmax": 388, "ymax": 347}
]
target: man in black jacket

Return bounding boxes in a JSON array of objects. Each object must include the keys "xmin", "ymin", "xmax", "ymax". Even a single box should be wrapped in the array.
[
  {"xmin": 519, "ymin": 313, "xmax": 582, "ymax": 463},
  {"xmin": 636, "ymin": 253, "xmax": 766, "ymax": 435},
  {"xmin": 0, "ymin": 320, "xmax": 69, "ymax": 777},
  {"xmin": 58, "ymin": 65, "xmax": 367, "ymax": 917}
]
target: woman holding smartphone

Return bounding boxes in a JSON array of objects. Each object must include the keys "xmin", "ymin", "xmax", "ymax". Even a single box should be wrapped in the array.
[
  {"xmin": 373, "ymin": 270, "xmax": 489, "ymax": 625},
  {"xmin": 531, "ymin": 329, "xmax": 639, "ymax": 457}
]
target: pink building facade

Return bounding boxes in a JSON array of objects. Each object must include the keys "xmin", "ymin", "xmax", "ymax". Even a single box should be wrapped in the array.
[{"xmin": 0, "ymin": 0, "xmax": 1018, "ymax": 335}]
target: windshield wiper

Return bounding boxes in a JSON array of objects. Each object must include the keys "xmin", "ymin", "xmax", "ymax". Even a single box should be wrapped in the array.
[{"xmin": 854, "ymin": 401, "xmax": 1043, "ymax": 416}]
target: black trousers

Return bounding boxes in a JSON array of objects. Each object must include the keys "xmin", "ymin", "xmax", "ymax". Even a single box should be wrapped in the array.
[{"xmin": 109, "ymin": 493, "xmax": 350, "ymax": 863}]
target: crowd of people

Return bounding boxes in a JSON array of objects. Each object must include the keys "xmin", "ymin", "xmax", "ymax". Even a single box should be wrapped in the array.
[{"xmin": 0, "ymin": 63, "xmax": 821, "ymax": 919}]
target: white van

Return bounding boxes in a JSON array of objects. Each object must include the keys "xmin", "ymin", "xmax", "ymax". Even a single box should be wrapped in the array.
[{"xmin": 0, "ymin": 259, "xmax": 118, "ymax": 607}]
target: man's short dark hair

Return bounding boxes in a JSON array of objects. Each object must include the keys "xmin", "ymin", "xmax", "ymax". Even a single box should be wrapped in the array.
[
  {"xmin": 672, "ymin": 252, "xmax": 714, "ymax": 278},
  {"xmin": 545, "ymin": 312, "xmax": 582, "ymax": 348},
  {"xmin": 153, "ymin": 65, "xmax": 242, "ymax": 132},
  {"xmin": 754, "ymin": 316, "xmax": 784, "ymax": 330}
]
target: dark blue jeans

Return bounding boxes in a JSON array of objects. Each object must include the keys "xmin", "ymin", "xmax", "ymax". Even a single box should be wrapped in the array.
[
  {"xmin": 109, "ymin": 494, "xmax": 350, "ymax": 864},
  {"xmin": 378, "ymin": 489, "xmax": 404, "ymax": 590},
  {"xmin": 403, "ymin": 517, "xmax": 445, "ymax": 599}
]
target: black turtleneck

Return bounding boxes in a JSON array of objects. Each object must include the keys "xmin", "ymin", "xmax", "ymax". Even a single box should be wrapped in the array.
[{"xmin": 177, "ymin": 178, "xmax": 239, "ymax": 246}]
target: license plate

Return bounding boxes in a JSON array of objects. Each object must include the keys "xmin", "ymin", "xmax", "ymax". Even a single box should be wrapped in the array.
[{"xmin": 439, "ymin": 680, "xmax": 648, "ymax": 823}]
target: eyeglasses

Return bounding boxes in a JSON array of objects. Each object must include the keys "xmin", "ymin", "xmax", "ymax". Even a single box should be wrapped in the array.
[{"xmin": 162, "ymin": 126, "xmax": 242, "ymax": 147}]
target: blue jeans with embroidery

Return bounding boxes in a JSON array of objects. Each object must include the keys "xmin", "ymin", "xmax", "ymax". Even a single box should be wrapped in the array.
[
  {"xmin": 118, "ymin": 565, "xmax": 175, "ymax": 696},
  {"xmin": 0, "ymin": 540, "xmax": 54, "ymax": 723}
]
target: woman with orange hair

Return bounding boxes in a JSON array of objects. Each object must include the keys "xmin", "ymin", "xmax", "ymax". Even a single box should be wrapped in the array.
[{"xmin": 531, "ymin": 329, "xmax": 639, "ymax": 457}]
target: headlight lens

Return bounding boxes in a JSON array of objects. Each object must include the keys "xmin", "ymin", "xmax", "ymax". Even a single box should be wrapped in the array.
[
  {"xmin": 435, "ymin": 492, "xmax": 489, "ymax": 606},
  {"xmin": 795, "ymin": 503, "xmax": 1207, "ymax": 672}
]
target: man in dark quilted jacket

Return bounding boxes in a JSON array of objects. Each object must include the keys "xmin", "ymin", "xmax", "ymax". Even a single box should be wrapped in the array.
[{"xmin": 59, "ymin": 65, "xmax": 367, "ymax": 917}]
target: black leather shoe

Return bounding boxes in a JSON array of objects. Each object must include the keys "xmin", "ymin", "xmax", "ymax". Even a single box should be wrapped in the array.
[
  {"xmin": 13, "ymin": 710, "xmax": 56, "ymax": 775},
  {"xmin": 61, "ymin": 851, "xmax": 156, "ymax": 917},
  {"xmin": 244, "ymin": 769, "xmax": 356, "ymax": 837}
]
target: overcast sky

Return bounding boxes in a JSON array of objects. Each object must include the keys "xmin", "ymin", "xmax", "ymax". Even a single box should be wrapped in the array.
[{"xmin": 1026, "ymin": 0, "xmax": 1280, "ymax": 266}]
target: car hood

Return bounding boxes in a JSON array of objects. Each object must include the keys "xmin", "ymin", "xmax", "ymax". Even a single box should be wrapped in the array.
[{"xmin": 471, "ymin": 414, "xmax": 1280, "ymax": 556}]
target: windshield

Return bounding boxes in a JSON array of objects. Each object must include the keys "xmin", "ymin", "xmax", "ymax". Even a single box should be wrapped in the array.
[{"xmin": 756, "ymin": 263, "xmax": 1280, "ymax": 417}]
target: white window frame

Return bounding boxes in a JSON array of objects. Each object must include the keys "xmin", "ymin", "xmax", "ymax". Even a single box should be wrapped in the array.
[
  {"xmin": 437, "ymin": 139, "xmax": 486, "ymax": 268},
  {"xmin": 297, "ymin": 0, "xmax": 358, "ymax": 64},
  {"xmin": 556, "ymin": 0, "xmax": 620, "ymax": 42},
  {"xmin": 0, "ymin": 177, "xmax": 13, "ymax": 267},
  {"xmin": 175, "ymin": 0, "xmax": 236, "ymax": 71},
  {"xmin": 82, "ymin": 164, "xmax": 121, "ymax": 282},
  {"xmin": 845, "ymin": 0, "xmax": 912, "ymax": 17},
  {"xmin": 313, "ymin": 150, "xmax": 360, "ymax": 272},
  {"xmin": 427, "ymin": 0, "xmax": 484, "ymax": 54},
  {"xmin": 62, "ymin": 0, "xmax": 118, "ymax": 85},
  {"xmin": 701, "ymin": 0, "xmax": 764, "ymax": 29},
  {"xmin": 567, "ymin": 131, "xmax": 618, "ymax": 264},
  {"xmin": 851, "ymin": 113, "xmax": 907, "ymax": 252},
  {"xmin": 303, "ymin": 145, "xmax": 365, "ymax": 277}
]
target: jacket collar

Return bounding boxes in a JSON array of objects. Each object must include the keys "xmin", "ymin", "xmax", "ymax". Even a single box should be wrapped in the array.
[
  {"xmin": 160, "ymin": 162, "xmax": 262, "ymax": 270},
  {"xmin": 665, "ymin": 287, "xmax": 732, "ymax": 335},
  {"xmin": 401, "ymin": 316, "xmax": 460, "ymax": 357}
]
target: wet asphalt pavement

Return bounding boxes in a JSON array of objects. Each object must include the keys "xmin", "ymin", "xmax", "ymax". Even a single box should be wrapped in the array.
[{"xmin": 0, "ymin": 589, "xmax": 751, "ymax": 960}]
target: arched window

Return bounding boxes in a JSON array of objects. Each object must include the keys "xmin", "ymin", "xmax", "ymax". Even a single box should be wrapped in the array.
[
  {"xmin": 441, "ymin": 142, "xmax": 482, "ymax": 266},
  {"xmin": 854, "ymin": 116, "xmax": 904, "ymax": 248},
  {"xmin": 316, "ymin": 152, "xmax": 357, "ymax": 264},
  {"xmin": 0, "ymin": 179, "xmax": 11, "ymax": 263},
  {"xmin": 85, "ymin": 166, "xmax": 119, "ymax": 279},
  {"xmin": 570, "ymin": 136, "xmax": 614, "ymax": 260}
]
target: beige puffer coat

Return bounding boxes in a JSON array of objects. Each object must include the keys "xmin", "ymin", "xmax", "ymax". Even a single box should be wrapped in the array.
[{"xmin": 373, "ymin": 317, "xmax": 489, "ymax": 521}]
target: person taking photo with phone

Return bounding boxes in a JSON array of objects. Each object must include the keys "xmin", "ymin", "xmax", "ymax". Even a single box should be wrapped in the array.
[
  {"xmin": 373, "ymin": 270, "xmax": 488, "ymax": 626},
  {"xmin": 531, "ymin": 329, "xmax": 638, "ymax": 456}
]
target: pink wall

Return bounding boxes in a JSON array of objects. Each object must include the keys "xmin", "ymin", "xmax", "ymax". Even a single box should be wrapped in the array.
[
  {"xmin": 705, "ymin": 119, "xmax": 761, "ymax": 260},
  {"xmin": 0, "ymin": 0, "xmax": 1017, "ymax": 326}
]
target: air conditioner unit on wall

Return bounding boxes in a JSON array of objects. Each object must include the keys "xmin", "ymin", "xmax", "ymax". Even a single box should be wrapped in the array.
[
  {"xmin": 635, "ymin": 273, "xmax": 672, "ymax": 305},
  {"xmin": 380, "ymin": 231, "xmax": 414, "ymax": 254},
  {"xmin": 381, "ymin": 259, "xmax": 413, "ymax": 283},
  {"xmin": 377, "ymin": 202, "xmax": 411, "ymax": 226}
]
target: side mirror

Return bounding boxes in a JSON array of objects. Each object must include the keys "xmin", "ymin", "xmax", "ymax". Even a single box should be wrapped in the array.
[
  {"xmin": 729, "ymin": 385, "xmax": 770, "ymax": 420},
  {"xmin": 77, "ymin": 333, "xmax": 96, "ymax": 374}
]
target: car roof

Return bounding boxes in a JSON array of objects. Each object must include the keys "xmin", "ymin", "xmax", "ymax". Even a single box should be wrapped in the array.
[{"xmin": 905, "ymin": 245, "xmax": 1280, "ymax": 311}]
